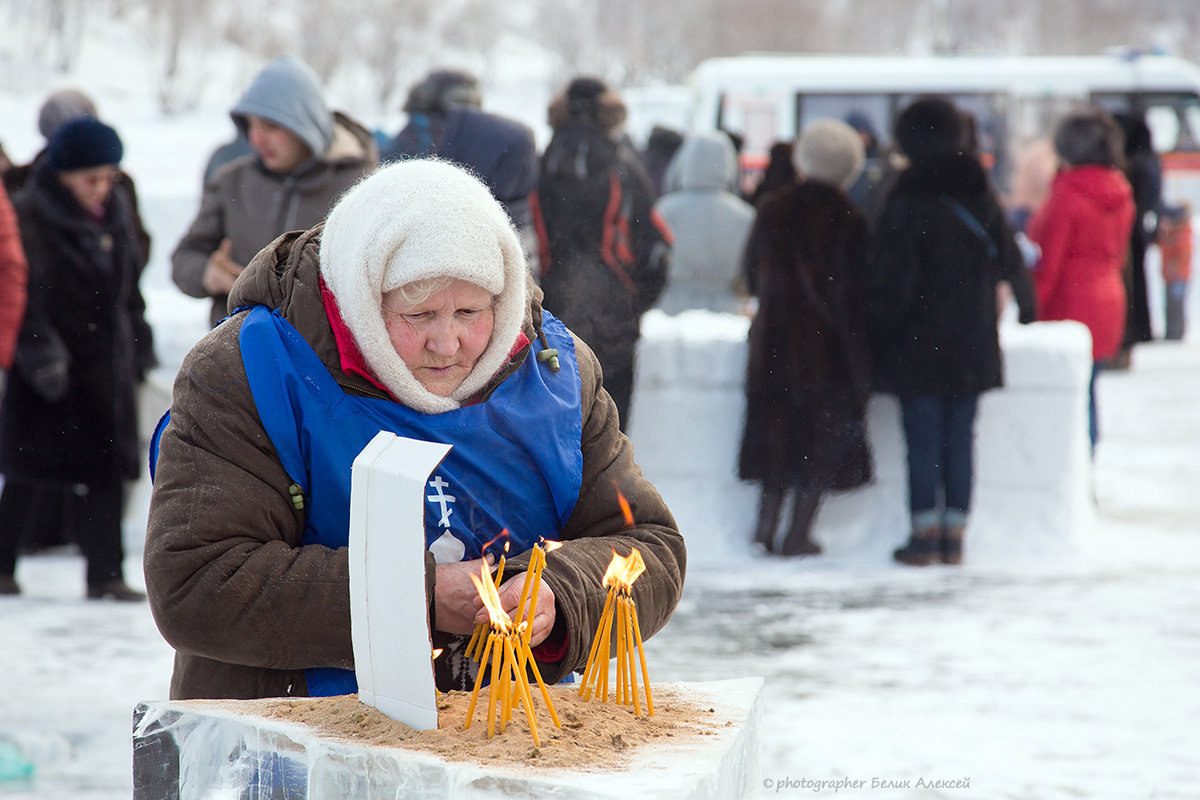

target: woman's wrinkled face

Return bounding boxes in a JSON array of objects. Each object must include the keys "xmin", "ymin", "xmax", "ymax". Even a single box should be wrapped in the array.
[
  {"xmin": 58, "ymin": 165, "xmax": 119, "ymax": 216},
  {"xmin": 382, "ymin": 279, "xmax": 495, "ymax": 397}
]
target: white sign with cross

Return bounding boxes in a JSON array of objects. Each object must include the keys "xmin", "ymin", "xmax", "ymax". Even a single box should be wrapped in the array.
[{"xmin": 348, "ymin": 431, "xmax": 452, "ymax": 731}]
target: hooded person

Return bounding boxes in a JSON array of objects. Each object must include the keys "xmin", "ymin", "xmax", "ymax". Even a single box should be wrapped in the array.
[
  {"xmin": 652, "ymin": 130, "xmax": 756, "ymax": 315},
  {"xmin": 531, "ymin": 77, "xmax": 672, "ymax": 431},
  {"xmin": 738, "ymin": 118, "xmax": 873, "ymax": 556},
  {"xmin": 1027, "ymin": 107, "xmax": 1135, "ymax": 455},
  {"xmin": 1, "ymin": 118, "xmax": 154, "ymax": 600},
  {"xmin": 380, "ymin": 68, "xmax": 538, "ymax": 235},
  {"xmin": 144, "ymin": 158, "xmax": 685, "ymax": 700},
  {"xmin": 866, "ymin": 97, "xmax": 1035, "ymax": 567},
  {"xmin": 171, "ymin": 55, "xmax": 378, "ymax": 328}
]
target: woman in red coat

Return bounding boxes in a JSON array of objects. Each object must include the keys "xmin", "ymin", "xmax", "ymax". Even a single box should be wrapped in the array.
[
  {"xmin": 0, "ymin": 183, "xmax": 27, "ymax": 399},
  {"xmin": 1027, "ymin": 107, "xmax": 1134, "ymax": 454}
]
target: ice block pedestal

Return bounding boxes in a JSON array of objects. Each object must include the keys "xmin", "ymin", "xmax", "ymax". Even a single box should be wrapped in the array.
[{"xmin": 133, "ymin": 677, "xmax": 762, "ymax": 799}]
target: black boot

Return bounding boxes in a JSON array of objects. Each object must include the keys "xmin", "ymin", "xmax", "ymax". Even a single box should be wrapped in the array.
[
  {"xmin": 779, "ymin": 489, "xmax": 822, "ymax": 556},
  {"xmin": 87, "ymin": 580, "xmax": 146, "ymax": 602},
  {"xmin": 941, "ymin": 525, "xmax": 965, "ymax": 565},
  {"xmin": 893, "ymin": 527, "xmax": 941, "ymax": 566},
  {"xmin": 754, "ymin": 489, "xmax": 783, "ymax": 553}
]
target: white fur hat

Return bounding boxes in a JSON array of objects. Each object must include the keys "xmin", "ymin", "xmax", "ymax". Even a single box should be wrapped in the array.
[
  {"xmin": 793, "ymin": 118, "xmax": 866, "ymax": 189},
  {"xmin": 320, "ymin": 159, "xmax": 528, "ymax": 414}
]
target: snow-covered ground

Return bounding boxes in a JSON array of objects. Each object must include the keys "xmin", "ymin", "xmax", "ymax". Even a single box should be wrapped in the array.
[
  {"xmin": 2, "ymin": 326, "xmax": 1199, "ymax": 799},
  {"xmin": 2, "ymin": 29, "xmax": 1200, "ymax": 800}
]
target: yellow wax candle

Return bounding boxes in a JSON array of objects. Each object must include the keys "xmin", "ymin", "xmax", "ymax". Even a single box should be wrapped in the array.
[
  {"xmin": 524, "ymin": 546, "xmax": 546, "ymax": 643},
  {"xmin": 524, "ymin": 642, "xmax": 562, "ymax": 728},
  {"xmin": 579, "ymin": 589, "xmax": 614, "ymax": 700},
  {"xmin": 504, "ymin": 635, "xmax": 540, "ymax": 747},
  {"xmin": 598, "ymin": 594, "xmax": 612, "ymax": 703},
  {"xmin": 487, "ymin": 626, "xmax": 503, "ymax": 738},
  {"xmin": 462, "ymin": 632, "xmax": 495, "ymax": 730},
  {"xmin": 512, "ymin": 547, "xmax": 539, "ymax": 629},
  {"xmin": 498, "ymin": 636, "xmax": 513, "ymax": 732},
  {"xmin": 465, "ymin": 623, "xmax": 484, "ymax": 661},
  {"xmin": 617, "ymin": 592, "xmax": 629, "ymax": 704},
  {"xmin": 623, "ymin": 598, "xmax": 642, "ymax": 716},
  {"xmin": 629, "ymin": 598, "xmax": 654, "ymax": 716}
]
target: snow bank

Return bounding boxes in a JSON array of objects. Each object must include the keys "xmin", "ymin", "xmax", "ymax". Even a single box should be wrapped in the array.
[{"xmin": 628, "ymin": 310, "xmax": 1096, "ymax": 568}]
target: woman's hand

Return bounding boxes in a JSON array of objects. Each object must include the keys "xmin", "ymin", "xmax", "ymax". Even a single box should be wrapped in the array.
[
  {"xmin": 432, "ymin": 557, "xmax": 492, "ymax": 635},
  {"xmin": 477, "ymin": 574, "xmax": 557, "ymax": 647}
]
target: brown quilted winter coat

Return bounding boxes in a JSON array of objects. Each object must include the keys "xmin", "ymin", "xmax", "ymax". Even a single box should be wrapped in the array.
[{"xmin": 144, "ymin": 224, "xmax": 685, "ymax": 700}]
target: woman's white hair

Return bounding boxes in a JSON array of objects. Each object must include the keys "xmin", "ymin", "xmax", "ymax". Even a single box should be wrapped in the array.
[{"xmin": 384, "ymin": 276, "xmax": 459, "ymax": 310}]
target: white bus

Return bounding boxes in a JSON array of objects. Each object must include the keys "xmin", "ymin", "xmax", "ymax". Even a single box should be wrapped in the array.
[{"xmin": 683, "ymin": 51, "xmax": 1200, "ymax": 204}]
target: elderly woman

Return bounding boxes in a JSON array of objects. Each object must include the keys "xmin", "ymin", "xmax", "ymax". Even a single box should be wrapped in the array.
[
  {"xmin": 144, "ymin": 159, "xmax": 686, "ymax": 700},
  {"xmin": 0, "ymin": 117, "xmax": 154, "ymax": 600}
]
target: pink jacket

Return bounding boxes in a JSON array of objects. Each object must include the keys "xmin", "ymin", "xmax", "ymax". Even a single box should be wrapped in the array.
[
  {"xmin": 0, "ymin": 184, "xmax": 27, "ymax": 369},
  {"xmin": 1028, "ymin": 165, "xmax": 1135, "ymax": 361}
]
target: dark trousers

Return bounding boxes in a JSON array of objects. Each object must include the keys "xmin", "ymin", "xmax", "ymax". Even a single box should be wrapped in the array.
[
  {"xmin": 899, "ymin": 394, "xmax": 979, "ymax": 520},
  {"xmin": 0, "ymin": 476, "xmax": 126, "ymax": 585},
  {"xmin": 1165, "ymin": 281, "xmax": 1188, "ymax": 341}
]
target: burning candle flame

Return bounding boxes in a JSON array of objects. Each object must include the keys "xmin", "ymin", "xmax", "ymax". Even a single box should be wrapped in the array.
[
  {"xmin": 432, "ymin": 648, "xmax": 444, "ymax": 660},
  {"xmin": 481, "ymin": 528, "xmax": 510, "ymax": 559},
  {"xmin": 615, "ymin": 489, "xmax": 634, "ymax": 528},
  {"xmin": 544, "ymin": 540, "xmax": 564, "ymax": 553},
  {"xmin": 470, "ymin": 563, "xmax": 513, "ymax": 632},
  {"xmin": 602, "ymin": 546, "xmax": 646, "ymax": 592}
]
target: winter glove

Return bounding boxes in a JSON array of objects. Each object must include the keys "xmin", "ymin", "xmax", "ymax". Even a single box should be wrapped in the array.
[
  {"xmin": 28, "ymin": 358, "xmax": 69, "ymax": 403},
  {"xmin": 15, "ymin": 339, "xmax": 70, "ymax": 403}
]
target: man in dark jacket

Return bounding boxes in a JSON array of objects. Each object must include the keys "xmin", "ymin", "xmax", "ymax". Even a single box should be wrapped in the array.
[
  {"xmin": 532, "ymin": 77, "xmax": 672, "ymax": 430},
  {"xmin": 867, "ymin": 96, "xmax": 1034, "ymax": 567},
  {"xmin": 381, "ymin": 69, "xmax": 538, "ymax": 235}
]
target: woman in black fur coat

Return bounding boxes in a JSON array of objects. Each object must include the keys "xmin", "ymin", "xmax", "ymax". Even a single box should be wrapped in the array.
[{"xmin": 739, "ymin": 119, "xmax": 873, "ymax": 556}]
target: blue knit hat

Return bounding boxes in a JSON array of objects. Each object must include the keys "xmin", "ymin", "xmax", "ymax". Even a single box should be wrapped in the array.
[{"xmin": 46, "ymin": 117, "xmax": 123, "ymax": 171}]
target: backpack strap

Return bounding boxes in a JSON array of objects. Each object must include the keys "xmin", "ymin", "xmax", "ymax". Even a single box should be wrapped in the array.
[{"xmin": 940, "ymin": 196, "xmax": 998, "ymax": 261}]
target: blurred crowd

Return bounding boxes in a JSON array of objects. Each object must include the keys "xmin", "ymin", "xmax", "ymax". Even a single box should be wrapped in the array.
[{"xmin": 0, "ymin": 54, "xmax": 1185, "ymax": 604}]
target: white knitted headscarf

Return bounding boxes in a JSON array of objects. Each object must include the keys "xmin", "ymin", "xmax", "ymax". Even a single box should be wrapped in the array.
[{"xmin": 320, "ymin": 159, "xmax": 528, "ymax": 414}]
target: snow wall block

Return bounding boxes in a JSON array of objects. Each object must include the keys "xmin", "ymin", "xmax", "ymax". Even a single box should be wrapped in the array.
[{"xmin": 629, "ymin": 311, "xmax": 1095, "ymax": 567}]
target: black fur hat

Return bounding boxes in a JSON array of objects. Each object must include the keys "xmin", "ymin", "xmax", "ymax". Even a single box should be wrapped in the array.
[
  {"xmin": 894, "ymin": 96, "xmax": 962, "ymax": 163},
  {"xmin": 1054, "ymin": 108, "xmax": 1123, "ymax": 167},
  {"xmin": 403, "ymin": 69, "xmax": 482, "ymax": 114},
  {"xmin": 548, "ymin": 76, "xmax": 627, "ymax": 132}
]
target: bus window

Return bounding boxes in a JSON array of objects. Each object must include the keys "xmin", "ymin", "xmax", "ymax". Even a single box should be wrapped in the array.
[
  {"xmin": 797, "ymin": 94, "xmax": 891, "ymax": 150},
  {"xmin": 1146, "ymin": 105, "xmax": 1182, "ymax": 152},
  {"xmin": 1184, "ymin": 102, "xmax": 1200, "ymax": 149}
]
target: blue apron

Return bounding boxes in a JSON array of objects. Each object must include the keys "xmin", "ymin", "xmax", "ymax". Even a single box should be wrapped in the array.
[{"xmin": 236, "ymin": 305, "xmax": 583, "ymax": 695}]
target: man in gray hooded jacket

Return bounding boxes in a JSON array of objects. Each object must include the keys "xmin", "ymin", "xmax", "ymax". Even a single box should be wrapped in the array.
[{"xmin": 172, "ymin": 56, "xmax": 378, "ymax": 327}]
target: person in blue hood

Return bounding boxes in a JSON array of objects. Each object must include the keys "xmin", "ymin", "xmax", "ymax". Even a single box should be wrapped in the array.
[{"xmin": 171, "ymin": 56, "xmax": 378, "ymax": 327}]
